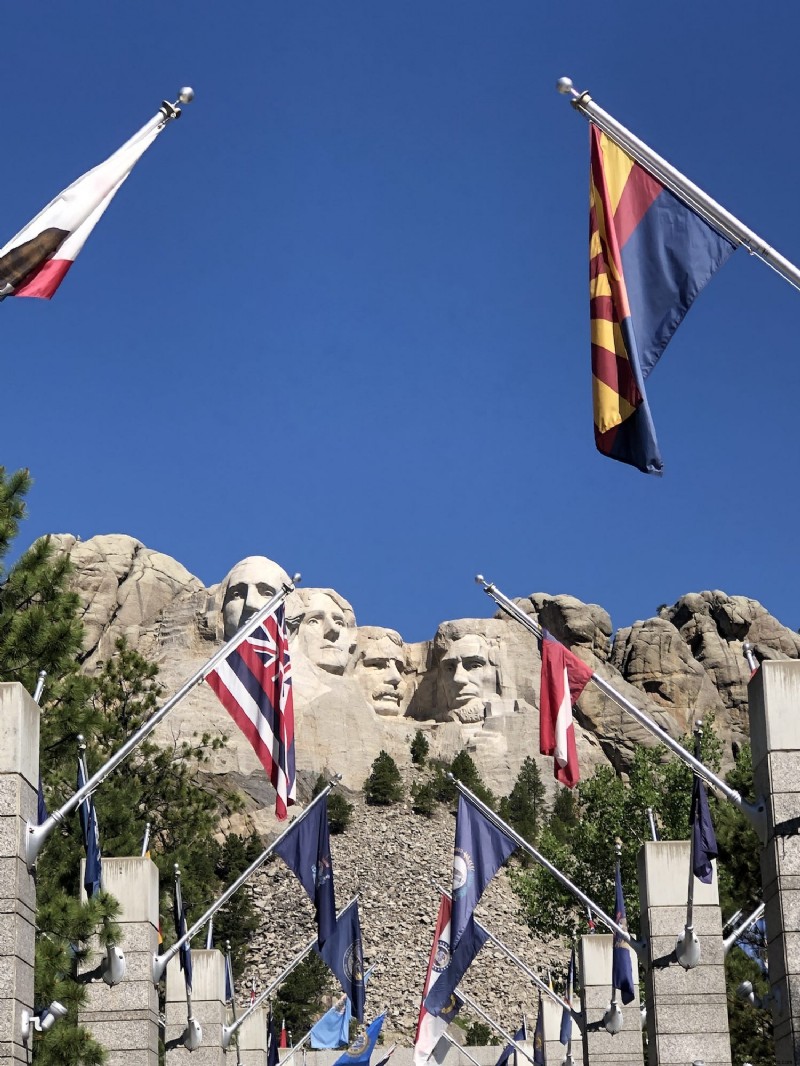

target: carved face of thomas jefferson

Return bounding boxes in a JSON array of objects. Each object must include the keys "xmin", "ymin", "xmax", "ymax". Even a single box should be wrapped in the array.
[{"xmin": 288, "ymin": 589, "xmax": 357, "ymax": 675}]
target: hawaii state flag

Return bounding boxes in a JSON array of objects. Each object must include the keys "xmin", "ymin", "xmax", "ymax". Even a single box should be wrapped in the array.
[
  {"xmin": 589, "ymin": 124, "xmax": 736, "ymax": 474},
  {"xmin": 538, "ymin": 629, "xmax": 593, "ymax": 789},
  {"xmin": 206, "ymin": 605, "xmax": 296, "ymax": 819},
  {"xmin": 0, "ymin": 107, "xmax": 174, "ymax": 300}
]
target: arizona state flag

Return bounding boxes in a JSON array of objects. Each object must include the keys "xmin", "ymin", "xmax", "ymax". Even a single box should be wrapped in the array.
[
  {"xmin": 589, "ymin": 124, "xmax": 736, "ymax": 474},
  {"xmin": 0, "ymin": 105, "xmax": 174, "ymax": 300}
]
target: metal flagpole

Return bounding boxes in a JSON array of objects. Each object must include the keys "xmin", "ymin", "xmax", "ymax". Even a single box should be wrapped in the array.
[
  {"xmin": 280, "ymin": 962, "xmax": 377, "ymax": 1064},
  {"xmin": 646, "ymin": 808, "xmax": 659, "ymax": 842},
  {"xmin": 457, "ymin": 990, "xmax": 536, "ymax": 1065},
  {"xmin": 475, "ymin": 575, "xmax": 767, "ymax": 840},
  {"xmin": 224, "ymin": 941, "xmax": 243, "ymax": 1066},
  {"xmin": 432, "ymin": 881, "xmax": 579, "ymax": 1024},
  {"xmin": 175, "ymin": 868, "xmax": 201, "ymax": 1050},
  {"xmin": 449, "ymin": 777, "xmax": 646, "ymax": 958},
  {"xmin": 556, "ymin": 76, "xmax": 800, "ymax": 295},
  {"xmin": 276, "ymin": 1029, "xmax": 313, "ymax": 1066},
  {"xmin": 442, "ymin": 1032, "xmax": 482, "ymax": 1066},
  {"xmin": 153, "ymin": 779, "xmax": 334, "ymax": 984},
  {"xmin": 723, "ymin": 901, "xmax": 766, "ymax": 955},
  {"xmin": 141, "ymin": 822, "xmax": 151, "ymax": 857},
  {"xmin": 32, "ymin": 670, "xmax": 47, "ymax": 704},
  {"xmin": 26, "ymin": 576, "xmax": 300, "ymax": 871},
  {"xmin": 676, "ymin": 724, "xmax": 705, "ymax": 969},
  {"xmin": 221, "ymin": 894, "xmax": 359, "ymax": 1049}
]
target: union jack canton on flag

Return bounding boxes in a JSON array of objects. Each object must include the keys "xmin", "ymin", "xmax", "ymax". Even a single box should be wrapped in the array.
[{"xmin": 206, "ymin": 605, "xmax": 296, "ymax": 819}]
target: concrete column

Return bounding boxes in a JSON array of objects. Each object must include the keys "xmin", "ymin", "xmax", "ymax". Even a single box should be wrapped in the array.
[
  {"xmin": 749, "ymin": 660, "xmax": 800, "ymax": 1066},
  {"xmin": 78, "ymin": 856, "xmax": 161, "ymax": 1066},
  {"xmin": 0, "ymin": 683, "xmax": 39, "ymax": 1065},
  {"xmin": 236, "ymin": 1005, "xmax": 266, "ymax": 1065},
  {"xmin": 166, "ymin": 948, "xmax": 227, "ymax": 1066},
  {"xmin": 637, "ymin": 841, "xmax": 731, "ymax": 1065},
  {"xmin": 578, "ymin": 934, "xmax": 643, "ymax": 1064},
  {"xmin": 540, "ymin": 996, "xmax": 583, "ymax": 1064}
]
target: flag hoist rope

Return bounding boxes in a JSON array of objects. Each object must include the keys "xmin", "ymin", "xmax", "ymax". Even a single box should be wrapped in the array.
[
  {"xmin": 26, "ymin": 575, "xmax": 301, "ymax": 871},
  {"xmin": 431, "ymin": 881, "xmax": 579, "ymax": 1025},
  {"xmin": 220, "ymin": 894, "xmax": 359, "ymax": 1049},
  {"xmin": 152, "ymin": 779, "xmax": 334, "ymax": 985},
  {"xmin": 556, "ymin": 76, "xmax": 800, "ymax": 295},
  {"xmin": 475, "ymin": 575, "xmax": 768, "ymax": 841},
  {"xmin": 449, "ymin": 777, "xmax": 646, "ymax": 960}
]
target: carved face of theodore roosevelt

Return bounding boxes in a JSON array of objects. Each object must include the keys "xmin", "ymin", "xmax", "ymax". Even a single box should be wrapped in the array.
[
  {"xmin": 220, "ymin": 556, "xmax": 291, "ymax": 640},
  {"xmin": 354, "ymin": 628, "xmax": 405, "ymax": 715}
]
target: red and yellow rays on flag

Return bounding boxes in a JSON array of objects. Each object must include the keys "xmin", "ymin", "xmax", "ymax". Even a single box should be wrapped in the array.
[{"xmin": 588, "ymin": 124, "xmax": 736, "ymax": 475}]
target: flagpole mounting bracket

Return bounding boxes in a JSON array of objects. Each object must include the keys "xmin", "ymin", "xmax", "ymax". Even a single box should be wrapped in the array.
[{"xmin": 160, "ymin": 87, "xmax": 195, "ymax": 122}]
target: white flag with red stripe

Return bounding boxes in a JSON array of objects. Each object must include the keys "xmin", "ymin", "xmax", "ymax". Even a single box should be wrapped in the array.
[
  {"xmin": 206, "ymin": 605, "xmax": 296, "ymax": 819},
  {"xmin": 414, "ymin": 894, "xmax": 460, "ymax": 1066},
  {"xmin": 539, "ymin": 629, "xmax": 593, "ymax": 789},
  {"xmin": 0, "ymin": 107, "xmax": 172, "ymax": 300}
]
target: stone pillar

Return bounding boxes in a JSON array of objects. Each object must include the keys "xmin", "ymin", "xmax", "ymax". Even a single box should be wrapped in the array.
[
  {"xmin": 0, "ymin": 683, "xmax": 39, "ymax": 1065},
  {"xmin": 578, "ymin": 934, "xmax": 643, "ymax": 1064},
  {"xmin": 78, "ymin": 856, "xmax": 161, "ymax": 1066},
  {"xmin": 540, "ymin": 996, "xmax": 583, "ymax": 1064},
  {"xmin": 166, "ymin": 948, "xmax": 227, "ymax": 1066},
  {"xmin": 637, "ymin": 841, "xmax": 731, "ymax": 1065},
  {"xmin": 749, "ymin": 660, "xmax": 800, "ymax": 1065},
  {"xmin": 236, "ymin": 1005, "xmax": 266, "ymax": 1065}
]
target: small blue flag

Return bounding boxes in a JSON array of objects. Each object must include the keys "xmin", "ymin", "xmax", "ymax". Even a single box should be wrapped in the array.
[
  {"xmin": 76, "ymin": 758, "xmax": 102, "ymax": 898},
  {"xmin": 318, "ymin": 899, "xmax": 365, "ymax": 1022},
  {"xmin": 494, "ymin": 1021, "xmax": 527, "ymax": 1066},
  {"xmin": 612, "ymin": 865, "xmax": 635, "ymax": 1006},
  {"xmin": 690, "ymin": 774, "xmax": 718, "ymax": 884},
  {"xmin": 450, "ymin": 795, "xmax": 517, "ymax": 950},
  {"xmin": 423, "ymin": 915, "xmax": 489, "ymax": 1017},
  {"xmin": 37, "ymin": 774, "xmax": 48, "ymax": 825},
  {"xmin": 274, "ymin": 794, "xmax": 337, "ymax": 947},
  {"xmin": 173, "ymin": 887, "xmax": 193, "ymax": 994},
  {"xmin": 533, "ymin": 999, "xmax": 545, "ymax": 1065},
  {"xmin": 267, "ymin": 1008, "xmax": 279, "ymax": 1066},
  {"xmin": 334, "ymin": 1013, "xmax": 385, "ymax": 1066},
  {"xmin": 560, "ymin": 947, "xmax": 575, "ymax": 1045},
  {"xmin": 310, "ymin": 993, "xmax": 352, "ymax": 1049}
]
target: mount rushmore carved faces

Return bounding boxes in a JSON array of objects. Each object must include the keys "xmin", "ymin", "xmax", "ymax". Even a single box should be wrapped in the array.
[
  {"xmin": 354, "ymin": 628, "xmax": 406, "ymax": 715},
  {"xmin": 287, "ymin": 588, "xmax": 357, "ymax": 675},
  {"xmin": 432, "ymin": 624, "xmax": 505, "ymax": 724},
  {"xmin": 209, "ymin": 556, "xmax": 292, "ymax": 641}
]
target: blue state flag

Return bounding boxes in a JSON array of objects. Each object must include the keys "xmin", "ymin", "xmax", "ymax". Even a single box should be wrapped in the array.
[
  {"xmin": 37, "ymin": 774, "xmax": 48, "ymax": 825},
  {"xmin": 450, "ymin": 795, "xmax": 517, "ymax": 949},
  {"xmin": 691, "ymin": 774, "xmax": 718, "ymax": 884},
  {"xmin": 560, "ymin": 947, "xmax": 575, "ymax": 1045},
  {"xmin": 267, "ymin": 1009, "xmax": 279, "ymax": 1066},
  {"xmin": 533, "ymin": 999, "xmax": 545, "ymax": 1065},
  {"xmin": 173, "ymin": 889, "xmax": 193, "ymax": 994},
  {"xmin": 318, "ymin": 899, "xmax": 366, "ymax": 1022},
  {"xmin": 334, "ymin": 1013, "xmax": 385, "ymax": 1066},
  {"xmin": 494, "ymin": 1020, "xmax": 527, "ymax": 1066},
  {"xmin": 274, "ymin": 794, "xmax": 337, "ymax": 947},
  {"xmin": 612, "ymin": 865, "xmax": 635, "ymax": 1006},
  {"xmin": 76, "ymin": 759, "xmax": 102, "ymax": 898},
  {"xmin": 423, "ymin": 915, "xmax": 489, "ymax": 1017},
  {"xmin": 310, "ymin": 993, "xmax": 352, "ymax": 1049}
]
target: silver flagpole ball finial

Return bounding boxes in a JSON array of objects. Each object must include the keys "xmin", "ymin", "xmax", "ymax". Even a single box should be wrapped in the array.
[
  {"xmin": 178, "ymin": 87, "xmax": 195, "ymax": 104},
  {"xmin": 556, "ymin": 77, "xmax": 574, "ymax": 94},
  {"xmin": 475, "ymin": 574, "xmax": 485, "ymax": 585}
]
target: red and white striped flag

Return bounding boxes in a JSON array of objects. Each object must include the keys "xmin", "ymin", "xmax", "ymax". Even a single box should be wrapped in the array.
[
  {"xmin": 539, "ymin": 629, "xmax": 593, "ymax": 788},
  {"xmin": 414, "ymin": 894, "xmax": 459, "ymax": 1066},
  {"xmin": 0, "ymin": 106, "xmax": 172, "ymax": 300},
  {"xmin": 206, "ymin": 606, "xmax": 296, "ymax": 819}
]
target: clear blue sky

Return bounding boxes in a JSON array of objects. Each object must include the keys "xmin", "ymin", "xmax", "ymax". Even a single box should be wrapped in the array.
[{"xmin": 4, "ymin": 2, "xmax": 798, "ymax": 643}]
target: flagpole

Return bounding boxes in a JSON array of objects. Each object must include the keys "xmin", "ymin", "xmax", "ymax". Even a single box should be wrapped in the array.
[
  {"xmin": 475, "ymin": 575, "xmax": 767, "ymax": 840},
  {"xmin": 26, "ymin": 576, "xmax": 300, "ymax": 871},
  {"xmin": 456, "ymin": 991, "xmax": 536, "ymax": 1066},
  {"xmin": 449, "ymin": 777, "xmax": 645, "ymax": 958},
  {"xmin": 153, "ymin": 779, "xmax": 333, "ymax": 984},
  {"xmin": 441, "ymin": 1032, "xmax": 483, "ymax": 1066},
  {"xmin": 432, "ymin": 882, "xmax": 579, "ymax": 1023},
  {"xmin": 676, "ymin": 724, "xmax": 705, "ymax": 969},
  {"xmin": 221, "ymin": 894, "xmax": 359, "ymax": 1049},
  {"xmin": 224, "ymin": 941, "xmax": 243, "ymax": 1066},
  {"xmin": 723, "ymin": 900, "xmax": 765, "ymax": 955},
  {"xmin": 556, "ymin": 76, "xmax": 800, "ymax": 294},
  {"xmin": 175, "ymin": 868, "xmax": 199, "ymax": 1046},
  {"xmin": 283, "ymin": 962, "xmax": 376, "ymax": 1062},
  {"xmin": 275, "ymin": 1029, "xmax": 312, "ymax": 1066}
]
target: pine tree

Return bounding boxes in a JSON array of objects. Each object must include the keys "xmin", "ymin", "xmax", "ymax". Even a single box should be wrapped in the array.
[
  {"xmin": 363, "ymin": 751, "xmax": 404, "ymax": 806},
  {"xmin": 410, "ymin": 730, "xmax": 429, "ymax": 766},
  {"xmin": 311, "ymin": 774, "xmax": 353, "ymax": 833},
  {"xmin": 499, "ymin": 757, "xmax": 547, "ymax": 851},
  {"xmin": 411, "ymin": 779, "xmax": 435, "ymax": 817},
  {"xmin": 274, "ymin": 952, "xmax": 332, "ymax": 1035}
]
